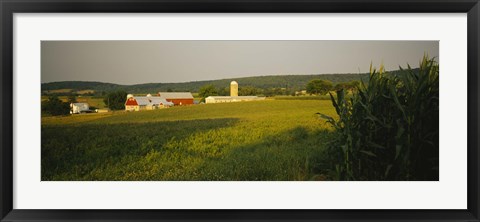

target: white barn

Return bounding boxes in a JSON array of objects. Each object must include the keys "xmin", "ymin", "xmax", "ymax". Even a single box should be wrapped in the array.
[
  {"xmin": 205, "ymin": 81, "xmax": 266, "ymax": 104},
  {"xmin": 205, "ymin": 96, "xmax": 265, "ymax": 104}
]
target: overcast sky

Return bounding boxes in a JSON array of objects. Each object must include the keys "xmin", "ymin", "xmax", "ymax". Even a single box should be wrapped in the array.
[{"xmin": 41, "ymin": 41, "xmax": 439, "ymax": 85}]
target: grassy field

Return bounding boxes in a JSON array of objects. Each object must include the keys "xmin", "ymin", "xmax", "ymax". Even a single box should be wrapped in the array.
[{"xmin": 41, "ymin": 100, "xmax": 336, "ymax": 181}]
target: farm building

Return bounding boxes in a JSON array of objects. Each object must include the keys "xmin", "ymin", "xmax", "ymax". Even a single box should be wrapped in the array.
[
  {"xmin": 295, "ymin": 90, "xmax": 308, "ymax": 96},
  {"xmin": 157, "ymin": 92, "xmax": 194, "ymax": 105},
  {"xmin": 205, "ymin": 81, "xmax": 266, "ymax": 104},
  {"xmin": 70, "ymin": 103, "xmax": 90, "ymax": 114},
  {"xmin": 230, "ymin": 81, "xmax": 238, "ymax": 96},
  {"xmin": 125, "ymin": 94, "xmax": 173, "ymax": 112},
  {"xmin": 205, "ymin": 96, "xmax": 265, "ymax": 103}
]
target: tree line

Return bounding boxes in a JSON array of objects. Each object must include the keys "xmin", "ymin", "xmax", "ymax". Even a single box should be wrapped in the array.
[
  {"xmin": 197, "ymin": 80, "xmax": 361, "ymax": 101},
  {"xmin": 43, "ymin": 79, "xmax": 362, "ymax": 116}
]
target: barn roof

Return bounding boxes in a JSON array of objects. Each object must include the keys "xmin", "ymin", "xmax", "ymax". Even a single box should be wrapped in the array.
[
  {"xmin": 132, "ymin": 97, "xmax": 173, "ymax": 106},
  {"xmin": 150, "ymin": 97, "xmax": 173, "ymax": 105},
  {"xmin": 206, "ymin": 96, "xmax": 261, "ymax": 99},
  {"xmin": 158, "ymin": 92, "xmax": 194, "ymax": 99},
  {"xmin": 207, "ymin": 96, "xmax": 234, "ymax": 99}
]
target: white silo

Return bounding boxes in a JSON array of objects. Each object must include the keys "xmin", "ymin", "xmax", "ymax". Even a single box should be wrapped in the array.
[
  {"xmin": 127, "ymin": 94, "xmax": 134, "ymax": 99},
  {"xmin": 230, "ymin": 81, "xmax": 238, "ymax": 97}
]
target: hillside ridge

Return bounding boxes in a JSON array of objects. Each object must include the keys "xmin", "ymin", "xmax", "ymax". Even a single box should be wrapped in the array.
[
  {"xmin": 42, "ymin": 73, "xmax": 369, "ymax": 94},
  {"xmin": 42, "ymin": 69, "xmax": 414, "ymax": 94}
]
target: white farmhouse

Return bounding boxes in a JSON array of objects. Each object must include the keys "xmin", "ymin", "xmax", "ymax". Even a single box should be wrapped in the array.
[{"xmin": 70, "ymin": 103, "xmax": 90, "ymax": 114}]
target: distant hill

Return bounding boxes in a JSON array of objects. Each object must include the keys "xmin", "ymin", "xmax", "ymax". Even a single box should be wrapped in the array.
[{"xmin": 42, "ymin": 69, "xmax": 415, "ymax": 95}]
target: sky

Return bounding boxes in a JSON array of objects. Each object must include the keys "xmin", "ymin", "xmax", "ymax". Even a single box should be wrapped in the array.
[{"xmin": 41, "ymin": 41, "xmax": 439, "ymax": 85}]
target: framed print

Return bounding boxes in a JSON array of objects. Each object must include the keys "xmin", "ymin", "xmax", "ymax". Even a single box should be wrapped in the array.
[{"xmin": 1, "ymin": 0, "xmax": 479, "ymax": 221}]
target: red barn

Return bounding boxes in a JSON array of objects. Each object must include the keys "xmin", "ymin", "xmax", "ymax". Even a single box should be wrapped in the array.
[
  {"xmin": 125, "ymin": 94, "xmax": 173, "ymax": 111},
  {"xmin": 158, "ymin": 92, "xmax": 194, "ymax": 106}
]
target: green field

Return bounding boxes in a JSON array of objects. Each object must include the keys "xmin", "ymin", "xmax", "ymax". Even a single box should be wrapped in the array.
[{"xmin": 41, "ymin": 100, "xmax": 336, "ymax": 181}]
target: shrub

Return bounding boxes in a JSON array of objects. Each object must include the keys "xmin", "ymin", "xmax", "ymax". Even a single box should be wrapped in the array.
[
  {"xmin": 104, "ymin": 90, "xmax": 127, "ymax": 110},
  {"xmin": 42, "ymin": 95, "xmax": 70, "ymax": 116},
  {"xmin": 306, "ymin": 79, "xmax": 333, "ymax": 95},
  {"xmin": 319, "ymin": 56, "xmax": 439, "ymax": 181},
  {"xmin": 199, "ymin": 85, "xmax": 218, "ymax": 98}
]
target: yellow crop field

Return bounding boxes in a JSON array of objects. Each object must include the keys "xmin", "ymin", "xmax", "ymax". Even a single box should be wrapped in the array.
[{"xmin": 41, "ymin": 100, "xmax": 336, "ymax": 181}]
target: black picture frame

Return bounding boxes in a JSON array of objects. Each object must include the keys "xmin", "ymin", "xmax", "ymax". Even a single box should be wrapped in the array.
[{"xmin": 1, "ymin": 0, "xmax": 479, "ymax": 221}]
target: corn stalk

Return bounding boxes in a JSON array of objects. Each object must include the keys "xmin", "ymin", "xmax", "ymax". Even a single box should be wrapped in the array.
[{"xmin": 319, "ymin": 56, "xmax": 439, "ymax": 181}]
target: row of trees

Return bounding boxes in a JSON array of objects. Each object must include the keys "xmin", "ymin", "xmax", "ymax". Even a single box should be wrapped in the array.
[
  {"xmin": 199, "ymin": 85, "xmax": 266, "ymax": 98},
  {"xmin": 197, "ymin": 80, "xmax": 361, "ymax": 101},
  {"xmin": 198, "ymin": 84, "xmax": 296, "ymax": 101},
  {"xmin": 306, "ymin": 80, "xmax": 360, "ymax": 95}
]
